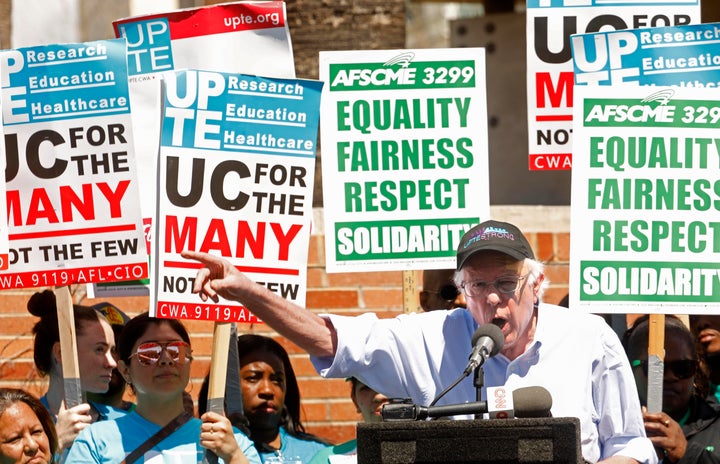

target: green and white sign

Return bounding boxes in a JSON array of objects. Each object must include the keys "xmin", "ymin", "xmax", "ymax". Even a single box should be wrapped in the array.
[
  {"xmin": 570, "ymin": 84, "xmax": 720, "ymax": 314},
  {"xmin": 319, "ymin": 48, "xmax": 490, "ymax": 273}
]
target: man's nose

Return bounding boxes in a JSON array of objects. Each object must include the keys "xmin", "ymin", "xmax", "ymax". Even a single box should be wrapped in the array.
[{"xmin": 485, "ymin": 288, "xmax": 503, "ymax": 306}]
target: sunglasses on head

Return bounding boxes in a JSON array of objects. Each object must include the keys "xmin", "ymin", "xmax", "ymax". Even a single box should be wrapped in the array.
[
  {"xmin": 130, "ymin": 341, "xmax": 192, "ymax": 366},
  {"xmin": 632, "ymin": 359, "xmax": 696, "ymax": 379},
  {"xmin": 424, "ymin": 283, "xmax": 460, "ymax": 302}
]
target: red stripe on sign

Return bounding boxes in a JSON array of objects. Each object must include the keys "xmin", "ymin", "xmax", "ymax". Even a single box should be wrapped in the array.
[
  {"xmin": 0, "ymin": 262, "xmax": 149, "ymax": 289},
  {"xmin": 168, "ymin": 3, "xmax": 285, "ymax": 40},
  {"xmin": 528, "ymin": 153, "xmax": 572, "ymax": 171},
  {"xmin": 164, "ymin": 260, "xmax": 299, "ymax": 276},
  {"xmin": 535, "ymin": 115, "xmax": 572, "ymax": 121},
  {"xmin": 9, "ymin": 224, "xmax": 138, "ymax": 240},
  {"xmin": 155, "ymin": 301, "xmax": 262, "ymax": 324}
]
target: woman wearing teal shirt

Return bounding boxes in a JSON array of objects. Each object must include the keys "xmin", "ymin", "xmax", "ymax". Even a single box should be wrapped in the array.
[
  {"xmin": 66, "ymin": 313, "xmax": 260, "ymax": 464},
  {"xmin": 28, "ymin": 290, "xmax": 125, "ymax": 458}
]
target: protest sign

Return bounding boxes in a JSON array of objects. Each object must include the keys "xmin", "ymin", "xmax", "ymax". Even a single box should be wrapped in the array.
[
  {"xmin": 319, "ymin": 48, "xmax": 490, "ymax": 273},
  {"xmin": 572, "ymin": 22, "xmax": 720, "ymax": 87},
  {"xmin": 0, "ymin": 119, "xmax": 8, "ymax": 270},
  {"xmin": 91, "ymin": 1, "xmax": 296, "ymax": 298},
  {"xmin": 569, "ymin": 21, "xmax": 720, "ymax": 409},
  {"xmin": 569, "ymin": 84, "xmax": 720, "ymax": 314},
  {"xmin": 526, "ymin": 0, "xmax": 700, "ymax": 171},
  {"xmin": 153, "ymin": 70, "xmax": 322, "ymax": 323},
  {"xmin": 113, "ymin": 1, "xmax": 294, "ymax": 79},
  {"xmin": 0, "ymin": 39, "xmax": 148, "ymax": 289}
]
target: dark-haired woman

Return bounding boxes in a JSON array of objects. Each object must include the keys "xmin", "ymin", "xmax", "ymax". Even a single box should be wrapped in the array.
[
  {"xmin": 624, "ymin": 315, "xmax": 720, "ymax": 463},
  {"xmin": 0, "ymin": 388, "xmax": 57, "ymax": 464},
  {"xmin": 66, "ymin": 313, "xmax": 260, "ymax": 463},
  {"xmin": 28, "ymin": 290, "xmax": 124, "ymax": 456},
  {"xmin": 200, "ymin": 334, "xmax": 330, "ymax": 463}
]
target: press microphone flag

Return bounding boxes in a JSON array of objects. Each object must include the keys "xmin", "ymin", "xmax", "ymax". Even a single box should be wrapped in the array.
[
  {"xmin": 382, "ymin": 386, "xmax": 553, "ymax": 421},
  {"xmin": 464, "ymin": 324, "xmax": 504, "ymax": 375},
  {"xmin": 487, "ymin": 386, "xmax": 514, "ymax": 418}
]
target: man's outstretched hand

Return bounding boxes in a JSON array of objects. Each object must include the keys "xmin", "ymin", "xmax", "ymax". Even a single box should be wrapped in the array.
[
  {"xmin": 181, "ymin": 250, "xmax": 251, "ymax": 303},
  {"xmin": 181, "ymin": 250, "xmax": 338, "ymax": 357}
]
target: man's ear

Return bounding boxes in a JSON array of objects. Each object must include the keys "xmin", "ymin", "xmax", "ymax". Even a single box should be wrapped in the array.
[{"xmin": 52, "ymin": 342, "xmax": 62, "ymax": 364}]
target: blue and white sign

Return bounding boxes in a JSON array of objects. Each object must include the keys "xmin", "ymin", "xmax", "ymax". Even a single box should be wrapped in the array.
[{"xmin": 573, "ymin": 22, "xmax": 720, "ymax": 87}]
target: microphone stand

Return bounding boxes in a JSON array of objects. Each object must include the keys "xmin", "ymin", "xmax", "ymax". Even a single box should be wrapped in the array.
[{"xmin": 473, "ymin": 365, "xmax": 484, "ymax": 419}]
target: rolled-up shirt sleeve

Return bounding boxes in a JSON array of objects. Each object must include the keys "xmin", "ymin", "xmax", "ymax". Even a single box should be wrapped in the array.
[{"xmin": 310, "ymin": 310, "xmax": 476, "ymax": 406}]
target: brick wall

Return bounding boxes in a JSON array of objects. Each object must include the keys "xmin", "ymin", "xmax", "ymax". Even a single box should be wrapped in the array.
[{"xmin": 0, "ymin": 206, "xmax": 570, "ymax": 444}]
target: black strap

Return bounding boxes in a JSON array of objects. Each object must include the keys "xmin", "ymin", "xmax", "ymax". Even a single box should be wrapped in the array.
[{"xmin": 121, "ymin": 412, "xmax": 193, "ymax": 464}]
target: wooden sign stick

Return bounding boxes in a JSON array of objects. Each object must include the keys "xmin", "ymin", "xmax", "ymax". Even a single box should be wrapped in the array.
[
  {"xmin": 55, "ymin": 286, "xmax": 83, "ymax": 408},
  {"xmin": 203, "ymin": 321, "xmax": 231, "ymax": 464},
  {"xmin": 225, "ymin": 323, "xmax": 249, "ymax": 433},
  {"xmin": 402, "ymin": 270, "xmax": 420, "ymax": 314},
  {"xmin": 646, "ymin": 313, "xmax": 665, "ymax": 413}
]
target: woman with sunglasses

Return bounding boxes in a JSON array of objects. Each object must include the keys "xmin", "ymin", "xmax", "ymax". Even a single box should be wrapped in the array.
[
  {"xmin": 623, "ymin": 315, "xmax": 720, "ymax": 463},
  {"xmin": 66, "ymin": 312, "xmax": 261, "ymax": 464},
  {"xmin": 28, "ymin": 290, "xmax": 123, "ymax": 457}
]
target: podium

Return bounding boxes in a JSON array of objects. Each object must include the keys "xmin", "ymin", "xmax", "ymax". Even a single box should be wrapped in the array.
[{"xmin": 356, "ymin": 417, "xmax": 583, "ymax": 464}]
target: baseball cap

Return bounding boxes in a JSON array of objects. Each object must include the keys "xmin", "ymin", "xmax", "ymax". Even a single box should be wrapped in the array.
[
  {"xmin": 456, "ymin": 220, "xmax": 534, "ymax": 270},
  {"xmin": 92, "ymin": 302, "xmax": 130, "ymax": 327}
]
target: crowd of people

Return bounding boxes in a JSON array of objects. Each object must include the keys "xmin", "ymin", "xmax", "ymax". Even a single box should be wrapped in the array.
[
  {"xmin": 8, "ymin": 290, "xmax": 388, "ymax": 463},
  {"xmin": 3, "ymin": 219, "xmax": 720, "ymax": 464}
]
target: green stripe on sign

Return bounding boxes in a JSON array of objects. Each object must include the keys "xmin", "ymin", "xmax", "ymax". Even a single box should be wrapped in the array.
[
  {"xmin": 583, "ymin": 98, "xmax": 720, "ymax": 128},
  {"xmin": 334, "ymin": 217, "xmax": 477, "ymax": 261},
  {"xmin": 328, "ymin": 61, "xmax": 477, "ymax": 91},
  {"xmin": 580, "ymin": 260, "xmax": 720, "ymax": 302}
]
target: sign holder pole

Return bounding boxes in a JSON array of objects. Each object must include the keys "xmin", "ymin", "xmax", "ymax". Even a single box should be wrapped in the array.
[
  {"xmin": 225, "ymin": 323, "xmax": 249, "ymax": 434},
  {"xmin": 55, "ymin": 286, "xmax": 83, "ymax": 408},
  {"xmin": 646, "ymin": 313, "xmax": 665, "ymax": 413},
  {"xmin": 402, "ymin": 270, "xmax": 420, "ymax": 314},
  {"xmin": 202, "ymin": 322, "xmax": 231, "ymax": 464}
]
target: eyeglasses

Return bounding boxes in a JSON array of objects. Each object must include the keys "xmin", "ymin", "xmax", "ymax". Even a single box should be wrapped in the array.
[
  {"xmin": 460, "ymin": 274, "xmax": 529, "ymax": 297},
  {"xmin": 129, "ymin": 341, "xmax": 192, "ymax": 366},
  {"xmin": 422, "ymin": 283, "xmax": 460, "ymax": 302},
  {"xmin": 632, "ymin": 359, "xmax": 696, "ymax": 380}
]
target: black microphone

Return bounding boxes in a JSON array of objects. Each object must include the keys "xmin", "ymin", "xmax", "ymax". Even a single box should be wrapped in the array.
[
  {"xmin": 464, "ymin": 324, "xmax": 504, "ymax": 375},
  {"xmin": 382, "ymin": 386, "xmax": 553, "ymax": 421}
]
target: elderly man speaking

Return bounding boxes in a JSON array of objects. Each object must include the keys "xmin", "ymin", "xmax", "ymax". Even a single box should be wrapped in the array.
[{"xmin": 183, "ymin": 219, "xmax": 656, "ymax": 464}]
